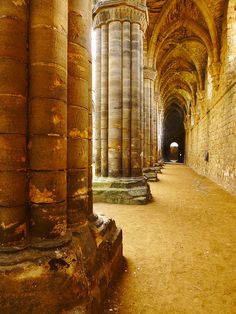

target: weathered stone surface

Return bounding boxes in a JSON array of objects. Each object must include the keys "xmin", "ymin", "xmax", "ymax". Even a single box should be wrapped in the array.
[
  {"xmin": 0, "ymin": 218, "xmax": 122, "ymax": 313},
  {"xmin": 93, "ymin": 177, "xmax": 152, "ymax": 204},
  {"xmin": 93, "ymin": 0, "xmax": 151, "ymax": 204},
  {"xmin": 143, "ymin": 167, "xmax": 159, "ymax": 182},
  {"xmin": 0, "ymin": 0, "xmax": 123, "ymax": 312}
]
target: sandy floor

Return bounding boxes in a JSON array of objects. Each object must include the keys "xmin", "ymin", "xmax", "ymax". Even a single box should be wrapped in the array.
[{"xmin": 94, "ymin": 164, "xmax": 236, "ymax": 314}]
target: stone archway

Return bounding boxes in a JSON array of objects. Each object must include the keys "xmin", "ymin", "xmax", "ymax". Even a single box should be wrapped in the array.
[{"xmin": 162, "ymin": 105, "xmax": 185, "ymax": 163}]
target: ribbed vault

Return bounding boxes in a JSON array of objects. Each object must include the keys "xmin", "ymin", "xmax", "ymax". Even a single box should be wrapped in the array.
[{"xmin": 146, "ymin": 0, "xmax": 226, "ymax": 116}]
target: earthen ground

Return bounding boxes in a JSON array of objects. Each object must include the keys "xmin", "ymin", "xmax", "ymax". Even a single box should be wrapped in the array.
[{"xmin": 94, "ymin": 164, "xmax": 236, "ymax": 314}]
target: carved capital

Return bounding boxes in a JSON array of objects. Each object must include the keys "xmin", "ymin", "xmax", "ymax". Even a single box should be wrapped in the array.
[
  {"xmin": 144, "ymin": 67, "xmax": 157, "ymax": 81},
  {"xmin": 93, "ymin": 0, "xmax": 148, "ymax": 32}
]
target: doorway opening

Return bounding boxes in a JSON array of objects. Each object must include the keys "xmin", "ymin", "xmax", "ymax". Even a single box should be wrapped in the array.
[
  {"xmin": 170, "ymin": 142, "xmax": 179, "ymax": 162},
  {"xmin": 162, "ymin": 104, "xmax": 185, "ymax": 163}
]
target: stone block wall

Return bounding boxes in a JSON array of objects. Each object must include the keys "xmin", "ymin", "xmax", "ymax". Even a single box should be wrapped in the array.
[
  {"xmin": 185, "ymin": 1, "xmax": 236, "ymax": 195},
  {"xmin": 186, "ymin": 85, "xmax": 236, "ymax": 194}
]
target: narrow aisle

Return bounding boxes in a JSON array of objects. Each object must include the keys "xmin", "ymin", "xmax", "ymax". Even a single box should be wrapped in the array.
[{"xmin": 94, "ymin": 165, "xmax": 236, "ymax": 314}]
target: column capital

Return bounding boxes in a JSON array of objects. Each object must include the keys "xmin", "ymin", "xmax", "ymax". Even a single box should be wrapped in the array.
[
  {"xmin": 144, "ymin": 67, "xmax": 157, "ymax": 81},
  {"xmin": 93, "ymin": 0, "xmax": 148, "ymax": 32}
]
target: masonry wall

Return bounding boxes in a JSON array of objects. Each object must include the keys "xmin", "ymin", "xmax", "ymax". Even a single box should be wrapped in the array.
[{"xmin": 185, "ymin": 1, "xmax": 236, "ymax": 195}]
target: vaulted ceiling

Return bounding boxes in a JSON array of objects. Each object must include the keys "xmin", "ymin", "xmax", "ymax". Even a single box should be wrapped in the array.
[{"xmin": 145, "ymin": 0, "xmax": 226, "ymax": 112}]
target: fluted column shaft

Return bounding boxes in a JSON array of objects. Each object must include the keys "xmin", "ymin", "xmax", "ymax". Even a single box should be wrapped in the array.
[
  {"xmin": 143, "ymin": 78, "xmax": 151, "ymax": 167},
  {"xmin": 93, "ymin": 0, "xmax": 148, "ymax": 179},
  {"xmin": 156, "ymin": 94, "xmax": 164, "ymax": 160},
  {"xmin": 131, "ymin": 23, "xmax": 142, "ymax": 176},
  {"xmin": 101, "ymin": 25, "xmax": 109, "ymax": 177},
  {"xmin": 151, "ymin": 82, "xmax": 158, "ymax": 164},
  {"xmin": 95, "ymin": 28, "xmax": 101, "ymax": 176},
  {"xmin": 140, "ymin": 33, "xmax": 144, "ymax": 169},
  {"xmin": 122, "ymin": 21, "xmax": 131, "ymax": 177},
  {"xmin": 108, "ymin": 21, "xmax": 122, "ymax": 177},
  {"xmin": 143, "ymin": 67, "xmax": 157, "ymax": 167}
]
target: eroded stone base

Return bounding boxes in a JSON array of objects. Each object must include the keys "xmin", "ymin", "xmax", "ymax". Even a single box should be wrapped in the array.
[
  {"xmin": 143, "ymin": 167, "xmax": 160, "ymax": 182},
  {"xmin": 93, "ymin": 177, "xmax": 152, "ymax": 204},
  {"xmin": 0, "ymin": 215, "xmax": 122, "ymax": 314}
]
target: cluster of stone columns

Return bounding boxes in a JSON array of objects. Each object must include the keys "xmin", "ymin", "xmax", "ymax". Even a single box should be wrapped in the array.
[
  {"xmin": 93, "ymin": 0, "xmax": 151, "ymax": 204},
  {"xmin": 0, "ymin": 1, "xmax": 122, "ymax": 312}
]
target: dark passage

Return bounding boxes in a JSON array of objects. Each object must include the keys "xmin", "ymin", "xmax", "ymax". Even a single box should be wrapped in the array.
[{"xmin": 162, "ymin": 104, "xmax": 185, "ymax": 163}]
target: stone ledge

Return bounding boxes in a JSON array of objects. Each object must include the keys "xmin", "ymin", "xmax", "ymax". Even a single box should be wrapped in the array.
[
  {"xmin": 93, "ymin": 176, "xmax": 152, "ymax": 204},
  {"xmin": 0, "ymin": 215, "xmax": 123, "ymax": 314}
]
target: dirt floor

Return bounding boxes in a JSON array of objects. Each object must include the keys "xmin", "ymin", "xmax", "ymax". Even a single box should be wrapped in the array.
[{"xmin": 94, "ymin": 164, "xmax": 236, "ymax": 314}]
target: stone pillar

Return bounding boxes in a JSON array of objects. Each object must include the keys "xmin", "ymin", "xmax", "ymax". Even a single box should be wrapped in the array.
[
  {"xmin": 122, "ymin": 21, "xmax": 132, "ymax": 177},
  {"xmin": 152, "ymin": 91, "xmax": 158, "ymax": 164},
  {"xmin": 0, "ymin": 1, "xmax": 122, "ymax": 312},
  {"xmin": 67, "ymin": 0, "xmax": 90, "ymax": 229},
  {"xmin": 140, "ymin": 33, "xmax": 144, "ymax": 169},
  {"xmin": 93, "ymin": 0, "xmax": 151, "ymax": 204},
  {"xmin": 143, "ymin": 67, "xmax": 157, "ymax": 167},
  {"xmin": 95, "ymin": 27, "xmax": 101, "ymax": 176},
  {"xmin": 155, "ymin": 93, "xmax": 164, "ymax": 160},
  {"xmin": 108, "ymin": 21, "xmax": 122, "ymax": 177},
  {"xmin": 158, "ymin": 108, "xmax": 164, "ymax": 160},
  {"xmin": 0, "ymin": 1, "xmax": 28, "ymax": 251},
  {"xmin": 101, "ymin": 24, "xmax": 109, "ymax": 177},
  {"xmin": 29, "ymin": 0, "xmax": 69, "ymax": 248},
  {"xmin": 143, "ymin": 76, "xmax": 151, "ymax": 167},
  {"xmin": 142, "ymin": 67, "xmax": 158, "ymax": 181}
]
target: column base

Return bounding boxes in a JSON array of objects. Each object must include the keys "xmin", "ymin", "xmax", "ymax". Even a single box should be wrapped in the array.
[
  {"xmin": 143, "ymin": 167, "xmax": 160, "ymax": 182},
  {"xmin": 0, "ymin": 214, "xmax": 122, "ymax": 314},
  {"xmin": 155, "ymin": 162, "xmax": 165, "ymax": 173},
  {"xmin": 93, "ymin": 176, "xmax": 152, "ymax": 205}
]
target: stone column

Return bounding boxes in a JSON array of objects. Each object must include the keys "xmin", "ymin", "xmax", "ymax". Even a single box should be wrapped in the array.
[
  {"xmin": 0, "ymin": 1, "xmax": 28, "ymax": 251},
  {"xmin": 108, "ymin": 21, "xmax": 122, "ymax": 177},
  {"xmin": 122, "ymin": 21, "xmax": 131, "ymax": 177},
  {"xmin": 143, "ymin": 67, "xmax": 157, "ymax": 166},
  {"xmin": 143, "ymin": 77, "xmax": 151, "ymax": 167},
  {"xmin": 157, "ymin": 102, "xmax": 164, "ymax": 160},
  {"xmin": 29, "ymin": 0, "xmax": 69, "ymax": 248},
  {"xmin": 142, "ymin": 67, "xmax": 158, "ymax": 181},
  {"xmin": 131, "ymin": 23, "xmax": 142, "ymax": 177},
  {"xmin": 0, "ymin": 1, "xmax": 122, "ymax": 312},
  {"xmin": 93, "ymin": 0, "xmax": 151, "ymax": 204},
  {"xmin": 155, "ymin": 93, "xmax": 163, "ymax": 160},
  {"xmin": 140, "ymin": 33, "xmax": 144, "ymax": 169},
  {"xmin": 152, "ymin": 91, "xmax": 158, "ymax": 164},
  {"xmin": 94, "ymin": 27, "xmax": 101, "ymax": 176},
  {"xmin": 67, "ymin": 0, "xmax": 90, "ymax": 229},
  {"xmin": 101, "ymin": 24, "xmax": 109, "ymax": 177}
]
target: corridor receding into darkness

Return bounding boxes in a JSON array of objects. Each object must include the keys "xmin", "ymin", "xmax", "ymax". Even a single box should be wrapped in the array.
[
  {"xmin": 0, "ymin": 1, "xmax": 235, "ymax": 312},
  {"xmin": 95, "ymin": 165, "xmax": 236, "ymax": 314}
]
